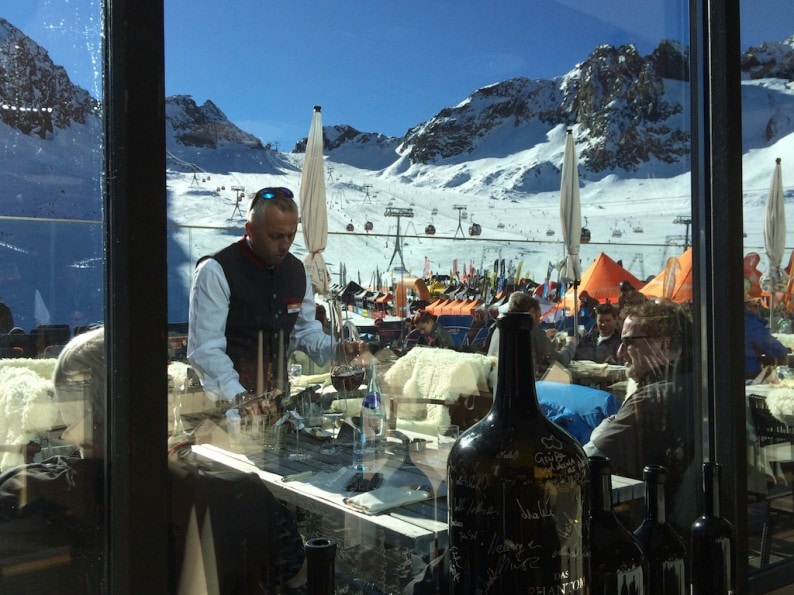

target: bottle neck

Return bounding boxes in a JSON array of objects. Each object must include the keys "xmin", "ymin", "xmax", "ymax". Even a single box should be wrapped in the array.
[
  {"xmin": 494, "ymin": 314, "xmax": 541, "ymax": 416},
  {"xmin": 589, "ymin": 457, "xmax": 614, "ymax": 513},
  {"xmin": 367, "ymin": 360, "xmax": 379, "ymax": 390},
  {"xmin": 365, "ymin": 360, "xmax": 381, "ymax": 408},
  {"xmin": 703, "ymin": 462, "xmax": 720, "ymax": 517},
  {"xmin": 644, "ymin": 470, "xmax": 667, "ymax": 523}
]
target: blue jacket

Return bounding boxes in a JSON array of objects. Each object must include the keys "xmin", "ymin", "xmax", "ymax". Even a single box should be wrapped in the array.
[{"xmin": 744, "ymin": 308, "xmax": 788, "ymax": 376}]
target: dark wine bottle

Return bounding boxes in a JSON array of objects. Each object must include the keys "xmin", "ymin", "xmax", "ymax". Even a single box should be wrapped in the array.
[
  {"xmin": 589, "ymin": 456, "xmax": 647, "ymax": 595},
  {"xmin": 447, "ymin": 313, "xmax": 589, "ymax": 593},
  {"xmin": 690, "ymin": 462, "xmax": 736, "ymax": 594},
  {"xmin": 633, "ymin": 465, "xmax": 687, "ymax": 595},
  {"xmin": 305, "ymin": 537, "xmax": 336, "ymax": 595}
]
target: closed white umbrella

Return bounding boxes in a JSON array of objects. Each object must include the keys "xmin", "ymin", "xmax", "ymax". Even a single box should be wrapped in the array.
[
  {"xmin": 762, "ymin": 157, "xmax": 788, "ymax": 331},
  {"xmin": 662, "ymin": 256, "xmax": 681, "ymax": 299},
  {"xmin": 559, "ymin": 129, "xmax": 582, "ymax": 334},
  {"xmin": 299, "ymin": 106, "xmax": 330, "ymax": 295}
]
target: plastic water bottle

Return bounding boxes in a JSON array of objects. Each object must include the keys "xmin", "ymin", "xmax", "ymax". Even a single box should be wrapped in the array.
[{"xmin": 361, "ymin": 360, "xmax": 385, "ymax": 444}]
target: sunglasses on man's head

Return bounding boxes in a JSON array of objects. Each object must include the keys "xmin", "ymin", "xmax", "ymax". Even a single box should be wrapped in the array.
[{"xmin": 249, "ymin": 186, "xmax": 294, "ymax": 210}]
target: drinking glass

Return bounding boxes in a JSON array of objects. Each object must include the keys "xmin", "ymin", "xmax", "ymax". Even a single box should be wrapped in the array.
[
  {"xmin": 288, "ymin": 394, "xmax": 311, "ymax": 461},
  {"xmin": 289, "ymin": 363, "xmax": 303, "ymax": 386}
]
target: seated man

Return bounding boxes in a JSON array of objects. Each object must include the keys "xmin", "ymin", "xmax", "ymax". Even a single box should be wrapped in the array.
[
  {"xmin": 578, "ymin": 290, "xmax": 600, "ymax": 320},
  {"xmin": 574, "ymin": 303, "xmax": 623, "ymax": 364},
  {"xmin": 584, "ymin": 301, "xmax": 695, "ymax": 531}
]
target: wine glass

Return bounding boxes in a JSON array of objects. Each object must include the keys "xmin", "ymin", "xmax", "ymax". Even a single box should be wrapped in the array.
[
  {"xmin": 435, "ymin": 423, "xmax": 460, "ymax": 466},
  {"xmin": 288, "ymin": 363, "xmax": 302, "ymax": 389},
  {"xmin": 320, "ymin": 389, "xmax": 344, "ymax": 434}
]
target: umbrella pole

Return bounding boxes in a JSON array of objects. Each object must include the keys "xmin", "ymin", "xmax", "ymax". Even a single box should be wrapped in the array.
[
  {"xmin": 769, "ymin": 291, "xmax": 775, "ymax": 333},
  {"xmin": 572, "ymin": 281, "xmax": 579, "ymax": 340}
]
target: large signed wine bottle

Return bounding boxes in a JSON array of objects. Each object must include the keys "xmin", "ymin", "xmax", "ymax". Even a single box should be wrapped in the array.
[
  {"xmin": 447, "ymin": 313, "xmax": 589, "ymax": 593},
  {"xmin": 588, "ymin": 456, "xmax": 647, "ymax": 595},
  {"xmin": 633, "ymin": 465, "xmax": 687, "ymax": 595},
  {"xmin": 690, "ymin": 462, "xmax": 736, "ymax": 594}
]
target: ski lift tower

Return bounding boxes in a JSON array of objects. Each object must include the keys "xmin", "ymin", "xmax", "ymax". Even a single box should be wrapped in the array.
[
  {"xmin": 673, "ymin": 215, "xmax": 692, "ymax": 250},
  {"xmin": 385, "ymin": 207, "xmax": 414, "ymax": 270},
  {"xmin": 230, "ymin": 186, "xmax": 246, "ymax": 218},
  {"xmin": 453, "ymin": 205, "xmax": 468, "ymax": 239},
  {"xmin": 190, "ymin": 164, "xmax": 202, "ymax": 186},
  {"xmin": 363, "ymin": 184, "xmax": 373, "ymax": 204}
]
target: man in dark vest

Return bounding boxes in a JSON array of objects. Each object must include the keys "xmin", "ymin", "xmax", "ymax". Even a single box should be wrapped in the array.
[{"xmin": 188, "ymin": 187, "xmax": 355, "ymax": 409}]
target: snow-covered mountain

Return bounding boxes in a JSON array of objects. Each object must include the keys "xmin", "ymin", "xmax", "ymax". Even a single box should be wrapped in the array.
[
  {"xmin": 289, "ymin": 38, "xmax": 794, "ymax": 199},
  {"xmin": 1, "ymin": 15, "xmax": 794, "ymax": 326},
  {"xmin": 2, "ymin": 15, "xmax": 794, "ymax": 217}
]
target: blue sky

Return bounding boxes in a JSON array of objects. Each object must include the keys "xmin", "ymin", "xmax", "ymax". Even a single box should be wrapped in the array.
[{"xmin": 3, "ymin": 1, "xmax": 794, "ymax": 148}]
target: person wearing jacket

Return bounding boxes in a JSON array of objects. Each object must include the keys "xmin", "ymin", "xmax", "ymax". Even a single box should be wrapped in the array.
[
  {"xmin": 574, "ymin": 302, "xmax": 623, "ymax": 364},
  {"xmin": 414, "ymin": 310, "xmax": 456, "ymax": 349},
  {"xmin": 744, "ymin": 297, "xmax": 789, "ymax": 378}
]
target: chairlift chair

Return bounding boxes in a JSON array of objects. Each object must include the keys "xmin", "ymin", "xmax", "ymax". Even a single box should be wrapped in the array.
[
  {"xmin": 346, "ymin": 223, "xmax": 354, "ymax": 232},
  {"xmin": 425, "ymin": 224, "xmax": 436, "ymax": 236}
]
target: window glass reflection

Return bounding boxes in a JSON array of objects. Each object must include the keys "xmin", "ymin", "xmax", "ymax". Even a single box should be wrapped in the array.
[
  {"xmin": 161, "ymin": 2, "xmax": 705, "ymax": 591},
  {"xmin": 0, "ymin": 3, "xmax": 105, "ymax": 592}
]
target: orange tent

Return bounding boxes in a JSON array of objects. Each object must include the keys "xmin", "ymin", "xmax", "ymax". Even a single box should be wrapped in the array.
[
  {"xmin": 641, "ymin": 248, "xmax": 693, "ymax": 303},
  {"xmin": 557, "ymin": 252, "xmax": 644, "ymax": 311}
]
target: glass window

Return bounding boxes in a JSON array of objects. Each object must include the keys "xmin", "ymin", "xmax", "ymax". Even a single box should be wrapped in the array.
[
  {"xmin": 0, "ymin": 3, "xmax": 105, "ymax": 591},
  {"xmin": 741, "ymin": 1, "xmax": 794, "ymax": 573},
  {"xmin": 6, "ymin": 1, "xmax": 792, "ymax": 592},
  {"xmin": 162, "ymin": 3, "xmax": 711, "ymax": 592}
]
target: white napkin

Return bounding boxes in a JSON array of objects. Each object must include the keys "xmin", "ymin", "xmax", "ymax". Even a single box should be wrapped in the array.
[{"xmin": 343, "ymin": 485, "xmax": 431, "ymax": 515}]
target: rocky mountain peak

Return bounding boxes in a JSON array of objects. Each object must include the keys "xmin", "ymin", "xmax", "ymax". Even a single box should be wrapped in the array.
[
  {"xmin": 0, "ymin": 17, "xmax": 99, "ymax": 139},
  {"xmin": 741, "ymin": 36, "xmax": 794, "ymax": 80},
  {"xmin": 392, "ymin": 40, "xmax": 690, "ymax": 175},
  {"xmin": 166, "ymin": 95, "xmax": 263, "ymax": 149}
]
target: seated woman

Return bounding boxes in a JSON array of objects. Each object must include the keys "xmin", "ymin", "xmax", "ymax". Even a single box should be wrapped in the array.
[
  {"xmin": 0, "ymin": 327, "xmax": 106, "ymax": 592},
  {"xmin": 413, "ymin": 310, "xmax": 456, "ymax": 349}
]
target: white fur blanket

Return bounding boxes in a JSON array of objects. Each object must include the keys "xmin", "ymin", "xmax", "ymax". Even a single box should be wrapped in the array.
[
  {"xmin": 766, "ymin": 381, "xmax": 794, "ymax": 427},
  {"xmin": 383, "ymin": 347, "xmax": 496, "ymax": 435},
  {"xmin": 0, "ymin": 361, "xmax": 59, "ymax": 470}
]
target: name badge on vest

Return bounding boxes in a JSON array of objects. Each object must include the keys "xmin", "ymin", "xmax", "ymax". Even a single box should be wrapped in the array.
[{"xmin": 286, "ymin": 299, "xmax": 302, "ymax": 315}]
